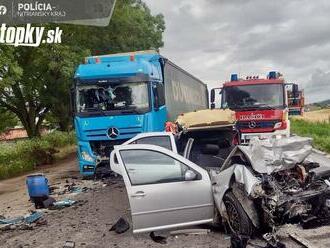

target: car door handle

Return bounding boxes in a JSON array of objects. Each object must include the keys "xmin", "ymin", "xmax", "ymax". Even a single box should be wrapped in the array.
[{"xmin": 131, "ymin": 191, "xmax": 146, "ymax": 198}]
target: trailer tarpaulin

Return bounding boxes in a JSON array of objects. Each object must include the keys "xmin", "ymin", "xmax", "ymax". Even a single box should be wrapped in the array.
[{"xmin": 164, "ymin": 61, "xmax": 208, "ymax": 121}]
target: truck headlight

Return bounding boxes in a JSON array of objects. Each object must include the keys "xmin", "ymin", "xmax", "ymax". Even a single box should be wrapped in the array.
[
  {"xmin": 81, "ymin": 151, "xmax": 94, "ymax": 162},
  {"xmin": 274, "ymin": 122, "xmax": 282, "ymax": 129}
]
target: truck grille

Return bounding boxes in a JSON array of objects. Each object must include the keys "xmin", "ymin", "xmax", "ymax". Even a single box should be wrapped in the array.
[
  {"xmin": 85, "ymin": 128, "xmax": 108, "ymax": 138},
  {"xmin": 84, "ymin": 126, "xmax": 142, "ymax": 139},
  {"xmin": 236, "ymin": 120, "xmax": 280, "ymax": 129}
]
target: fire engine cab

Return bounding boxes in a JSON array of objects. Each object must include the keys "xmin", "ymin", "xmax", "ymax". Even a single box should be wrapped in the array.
[{"xmin": 211, "ymin": 71, "xmax": 295, "ymax": 143}]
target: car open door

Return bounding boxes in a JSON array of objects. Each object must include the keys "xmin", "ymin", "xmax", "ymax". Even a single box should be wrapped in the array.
[
  {"xmin": 113, "ymin": 144, "xmax": 214, "ymax": 233},
  {"xmin": 122, "ymin": 132, "xmax": 177, "ymax": 153}
]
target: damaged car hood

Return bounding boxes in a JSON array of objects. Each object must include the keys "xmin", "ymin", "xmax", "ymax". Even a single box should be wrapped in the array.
[{"xmin": 238, "ymin": 136, "xmax": 313, "ymax": 174}]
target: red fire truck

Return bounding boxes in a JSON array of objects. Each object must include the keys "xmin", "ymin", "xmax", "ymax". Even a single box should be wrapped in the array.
[{"xmin": 211, "ymin": 71, "xmax": 298, "ymax": 143}]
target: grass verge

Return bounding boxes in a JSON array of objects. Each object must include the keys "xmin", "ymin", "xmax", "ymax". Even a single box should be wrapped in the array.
[
  {"xmin": 291, "ymin": 119, "xmax": 330, "ymax": 153},
  {"xmin": 0, "ymin": 131, "xmax": 76, "ymax": 180}
]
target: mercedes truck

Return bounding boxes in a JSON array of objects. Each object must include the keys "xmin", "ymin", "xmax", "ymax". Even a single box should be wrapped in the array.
[
  {"xmin": 72, "ymin": 50, "xmax": 208, "ymax": 176},
  {"xmin": 210, "ymin": 71, "xmax": 299, "ymax": 143}
]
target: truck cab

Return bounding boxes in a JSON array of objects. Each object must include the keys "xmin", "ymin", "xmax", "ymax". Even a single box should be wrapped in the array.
[
  {"xmin": 72, "ymin": 50, "xmax": 208, "ymax": 176},
  {"xmin": 211, "ymin": 71, "xmax": 290, "ymax": 143},
  {"xmin": 72, "ymin": 51, "xmax": 167, "ymax": 176}
]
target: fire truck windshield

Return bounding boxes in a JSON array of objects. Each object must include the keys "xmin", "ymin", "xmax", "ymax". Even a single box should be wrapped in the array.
[{"xmin": 222, "ymin": 83, "xmax": 285, "ymax": 110}]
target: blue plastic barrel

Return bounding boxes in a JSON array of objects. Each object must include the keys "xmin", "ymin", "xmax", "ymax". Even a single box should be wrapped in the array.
[{"xmin": 26, "ymin": 174, "xmax": 49, "ymax": 198}]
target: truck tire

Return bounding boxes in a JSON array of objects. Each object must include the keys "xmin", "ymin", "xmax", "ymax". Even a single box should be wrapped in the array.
[{"xmin": 223, "ymin": 191, "xmax": 254, "ymax": 236}]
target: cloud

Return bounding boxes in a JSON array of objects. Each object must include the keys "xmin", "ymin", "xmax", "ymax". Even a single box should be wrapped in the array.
[
  {"xmin": 304, "ymin": 69, "xmax": 330, "ymax": 103},
  {"xmin": 144, "ymin": 0, "xmax": 330, "ymax": 103}
]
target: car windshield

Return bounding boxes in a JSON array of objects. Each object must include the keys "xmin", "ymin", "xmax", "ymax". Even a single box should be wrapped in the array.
[
  {"xmin": 222, "ymin": 84, "xmax": 284, "ymax": 110},
  {"xmin": 77, "ymin": 82, "xmax": 149, "ymax": 114}
]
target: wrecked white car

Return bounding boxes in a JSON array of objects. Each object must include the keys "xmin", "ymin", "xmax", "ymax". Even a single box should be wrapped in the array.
[{"xmin": 109, "ymin": 128, "xmax": 330, "ymax": 236}]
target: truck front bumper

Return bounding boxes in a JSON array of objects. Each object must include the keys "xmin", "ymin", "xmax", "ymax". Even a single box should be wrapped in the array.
[
  {"xmin": 240, "ymin": 129, "xmax": 290, "ymax": 144},
  {"xmin": 79, "ymin": 163, "xmax": 96, "ymax": 176},
  {"xmin": 77, "ymin": 140, "xmax": 97, "ymax": 177}
]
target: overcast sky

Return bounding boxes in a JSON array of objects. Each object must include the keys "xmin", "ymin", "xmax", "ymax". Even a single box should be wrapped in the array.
[{"xmin": 144, "ymin": 0, "xmax": 330, "ymax": 103}]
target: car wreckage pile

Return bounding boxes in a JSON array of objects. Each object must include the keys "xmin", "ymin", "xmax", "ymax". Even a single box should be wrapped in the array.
[
  {"xmin": 110, "ymin": 109, "xmax": 330, "ymax": 239},
  {"xmin": 230, "ymin": 137, "xmax": 330, "ymax": 234}
]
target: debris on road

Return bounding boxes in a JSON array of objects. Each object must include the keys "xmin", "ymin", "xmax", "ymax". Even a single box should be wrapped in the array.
[
  {"xmin": 0, "ymin": 212, "xmax": 42, "ymax": 225},
  {"xmin": 301, "ymin": 215, "xmax": 330, "ymax": 229},
  {"xmin": 149, "ymin": 231, "xmax": 167, "ymax": 244},
  {"xmin": 109, "ymin": 217, "xmax": 130, "ymax": 234},
  {"xmin": 262, "ymin": 233, "xmax": 286, "ymax": 248},
  {"xmin": 0, "ymin": 216, "xmax": 24, "ymax": 225},
  {"xmin": 63, "ymin": 240, "xmax": 75, "ymax": 248},
  {"xmin": 51, "ymin": 182, "xmax": 89, "ymax": 196},
  {"xmin": 50, "ymin": 199, "xmax": 76, "ymax": 210},
  {"xmin": 24, "ymin": 211, "xmax": 43, "ymax": 224},
  {"xmin": 0, "ymin": 212, "xmax": 43, "ymax": 232},
  {"xmin": 230, "ymin": 234, "xmax": 249, "ymax": 248},
  {"xmin": 289, "ymin": 232, "xmax": 315, "ymax": 248},
  {"xmin": 42, "ymin": 196, "xmax": 56, "ymax": 208}
]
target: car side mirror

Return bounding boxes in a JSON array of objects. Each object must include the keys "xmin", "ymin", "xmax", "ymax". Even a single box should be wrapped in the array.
[{"xmin": 185, "ymin": 170, "xmax": 197, "ymax": 181}]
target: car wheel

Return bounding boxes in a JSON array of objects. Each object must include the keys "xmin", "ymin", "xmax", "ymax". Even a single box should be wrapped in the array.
[{"xmin": 223, "ymin": 191, "xmax": 254, "ymax": 236}]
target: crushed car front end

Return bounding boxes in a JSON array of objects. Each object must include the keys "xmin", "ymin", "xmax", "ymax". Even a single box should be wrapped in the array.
[{"xmin": 213, "ymin": 136, "xmax": 330, "ymax": 234}]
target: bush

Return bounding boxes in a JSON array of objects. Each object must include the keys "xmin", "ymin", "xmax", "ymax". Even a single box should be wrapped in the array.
[
  {"xmin": 291, "ymin": 119, "xmax": 330, "ymax": 153},
  {"xmin": 0, "ymin": 131, "xmax": 76, "ymax": 180}
]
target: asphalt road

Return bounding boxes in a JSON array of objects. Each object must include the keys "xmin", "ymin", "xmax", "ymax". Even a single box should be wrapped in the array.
[
  {"xmin": 0, "ymin": 155, "xmax": 230, "ymax": 248},
  {"xmin": 1, "ymin": 154, "xmax": 330, "ymax": 248}
]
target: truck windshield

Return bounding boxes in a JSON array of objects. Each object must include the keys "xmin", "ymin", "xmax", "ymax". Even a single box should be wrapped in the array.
[
  {"xmin": 222, "ymin": 84, "xmax": 284, "ymax": 110},
  {"xmin": 77, "ymin": 82, "xmax": 149, "ymax": 114}
]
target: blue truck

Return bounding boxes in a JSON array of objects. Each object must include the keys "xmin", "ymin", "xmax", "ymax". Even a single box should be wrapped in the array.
[{"xmin": 72, "ymin": 50, "xmax": 209, "ymax": 176}]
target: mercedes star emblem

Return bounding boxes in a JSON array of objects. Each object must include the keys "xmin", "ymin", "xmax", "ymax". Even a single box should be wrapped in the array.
[
  {"xmin": 248, "ymin": 121, "xmax": 257, "ymax": 129},
  {"xmin": 108, "ymin": 127, "xmax": 119, "ymax": 139}
]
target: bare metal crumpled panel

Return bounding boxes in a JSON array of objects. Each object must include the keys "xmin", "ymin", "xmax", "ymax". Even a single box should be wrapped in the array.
[{"xmin": 242, "ymin": 136, "xmax": 313, "ymax": 174}]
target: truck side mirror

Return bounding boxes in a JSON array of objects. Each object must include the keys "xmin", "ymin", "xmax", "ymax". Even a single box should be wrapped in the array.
[
  {"xmin": 291, "ymin": 84, "xmax": 299, "ymax": 105},
  {"xmin": 210, "ymin": 89, "xmax": 215, "ymax": 109},
  {"xmin": 292, "ymin": 84, "xmax": 299, "ymax": 98}
]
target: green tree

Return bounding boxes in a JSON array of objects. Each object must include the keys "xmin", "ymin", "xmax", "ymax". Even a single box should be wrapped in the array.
[
  {"xmin": 0, "ymin": 0, "xmax": 165, "ymax": 137},
  {"xmin": 0, "ymin": 108, "xmax": 18, "ymax": 133},
  {"xmin": 0, "ymin": 45, "xmax": 88, "ymax": 137}
]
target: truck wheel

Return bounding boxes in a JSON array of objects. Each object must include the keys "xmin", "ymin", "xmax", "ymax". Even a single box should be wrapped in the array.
[{"xmin": 223, "ymin": 191, "xmax": 254, "ymax": 236}]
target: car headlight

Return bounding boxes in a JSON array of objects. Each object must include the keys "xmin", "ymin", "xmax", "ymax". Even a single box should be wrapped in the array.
[
  {"xmin": 81, "ymin": 151, "xmax": 94, "ymax": 162},
  {"xmin": 250, "ymin": 182, "xmax": 265, "ymax": 198}
]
